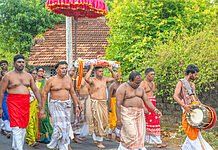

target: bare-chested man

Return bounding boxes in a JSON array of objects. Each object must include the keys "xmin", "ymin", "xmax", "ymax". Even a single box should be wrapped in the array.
[
  {"xmin": 73, "ymin": 67, "xmax": 91, "ymax": 140},
  {"xmin": 173, "ymin": 64, "xmax": 213, "ymax": 150},
  {"xmin": 140, "ymin": 68, "xmax": 167, "ymax": 148},
  {"xmin": 40, "ymin": 61, "xmax": 80, "ymax": 150},
  {"xmin": 85, "ymin": 64, "xmax": 116, "ymax": 148},
  {"xmin": 0, "ymin": 54, "xmax": 41, "ymax": 150},
  {"xmin": 116, "ymin": 71, "xmax": 162, "ymax": 150},
  {"xmin": 107, "ymin": 76, "xmax": 121, "ymax": 141},
  {"xmin": 0, "ymin": 60, "xmax": 12, "ymax": 137}
]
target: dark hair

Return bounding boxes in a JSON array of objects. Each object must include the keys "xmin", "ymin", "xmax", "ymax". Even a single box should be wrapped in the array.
[
  {"xmin": 129, "ymin": 71, "xmax": 141, "ymax": 81},
  {"xmin": 186, "ymin": 64, "xmax": 199, "ymax": 75},
  {"xmin": 14, "ymin": 54, "xmax": 25, "ymax": 63},
  {"xmin": 55, "ymin": 61, "xmax": 68, "ymax": 69},
  {"xmin": 0, "ymin": 60, "xmax": 8, "ymax": 65},
  {"xmin": 29, "ymin": 69, "xmax": 36, "ymax": 74},
  {"xmin": 94, "ymin": 66, "xmax": 103, "ymax": 71},
  {"xmin": 36, "ymin": 66, "xmax": 44, "ymax": 72},
  {"xmin": 145, "ymin": 68, "xmax": 154, "ymax": 75}
]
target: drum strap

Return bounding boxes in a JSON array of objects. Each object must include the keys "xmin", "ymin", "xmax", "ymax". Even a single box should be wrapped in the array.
[{"xmin": 180, "ymin": 79, "xmax": 194, "ymax": 95}]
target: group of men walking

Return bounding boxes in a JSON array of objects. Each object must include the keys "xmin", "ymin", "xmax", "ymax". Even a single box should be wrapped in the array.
[{"xmin": 0, "ymin": 54, "xmax": 214, "ymax": 150}]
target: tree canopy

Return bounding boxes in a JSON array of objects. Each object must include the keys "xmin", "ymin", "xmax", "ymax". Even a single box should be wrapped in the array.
[{"xmin": 0, "ymin": 0, "xmax": 64, "ymax": 54}]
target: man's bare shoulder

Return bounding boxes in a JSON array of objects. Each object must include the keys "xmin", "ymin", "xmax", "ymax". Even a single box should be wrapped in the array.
[
  {"xmin": 47, "ymin": 76, "xmax": 56, "ymax": 83},
  {"xmin": 117, "ymin": 82, "xmax": 127, "ymax": 89},
  {"xmin": 137, "ymin": 86, "xmax": 145, "ymax": 92}
]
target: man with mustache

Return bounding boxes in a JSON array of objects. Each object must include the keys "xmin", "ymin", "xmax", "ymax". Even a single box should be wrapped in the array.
[
  {"xmin": 116, "ymin": 71, "xmax": 162, "ymax": 150},
  {"xmin": 40, "ymin": 61, "xmax": 80, "ymax": 150},
  {"xmin": 0, "ymin": 54, "xmax": 42, "ymax": 150},
  {"xmin": 173, "ymin": 64, "xmax": 213, "ymax": 150}
]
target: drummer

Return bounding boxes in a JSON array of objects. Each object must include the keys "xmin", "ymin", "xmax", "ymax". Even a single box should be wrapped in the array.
[{"xmin": 173, "ymin": 64, "xmax": 213, "ymax": 150}]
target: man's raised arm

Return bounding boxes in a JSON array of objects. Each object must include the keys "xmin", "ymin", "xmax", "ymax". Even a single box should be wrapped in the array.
[
  {"xmin": 85, "ymin": 63, "xmax": 94, "ymax": 84},
  {"xmin": 106, "ymin": 66, "xmax": 117, "ymax": 83}
]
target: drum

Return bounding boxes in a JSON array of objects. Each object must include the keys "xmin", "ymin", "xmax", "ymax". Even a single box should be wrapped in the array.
[{"xmin": 186, "ymin": 104, "xmax": 217, "ymax": 129}]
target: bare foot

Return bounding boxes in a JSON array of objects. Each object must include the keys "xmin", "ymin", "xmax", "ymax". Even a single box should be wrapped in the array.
[
  {"xmin": 154, "ymin": 143, "xmax": 167, "ymax": 148},
  {"xmin": 73, "ymin": 138, "xmax": 82, "ymax": 144},
  {"xmin": 96, "ymin": 142, "xmax": 105, "ymax": 149},
  {"xmin": 68, "ymin": 145, "xmax": 73, "ymax": 150},
  {"xmin": 78, "ymin": 137, "xmax": 86, "ymax": 141},
  {"xmin": 31, "ymin": 141, "xmax": 39, "ymax": 147}
]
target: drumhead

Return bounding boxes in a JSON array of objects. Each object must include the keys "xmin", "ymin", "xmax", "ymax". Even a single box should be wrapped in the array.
[{"xmin": 190, "ymin": 108, "xmax": 204, "ymax": 124}]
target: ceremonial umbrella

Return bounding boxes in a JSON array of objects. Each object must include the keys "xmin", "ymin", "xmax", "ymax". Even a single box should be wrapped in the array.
[{"xmin": 46, "ymin": 0, "xmax": 108, "ymax": 68}]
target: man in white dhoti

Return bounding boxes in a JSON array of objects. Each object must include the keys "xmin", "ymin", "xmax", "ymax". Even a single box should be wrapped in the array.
[
  {"xmin": 173, "ymin": 64, "xmax": 213, "ymax": 150},
  {"xmin": 40, "ymin": 61, "xmax": 80, "ymax": 150}
]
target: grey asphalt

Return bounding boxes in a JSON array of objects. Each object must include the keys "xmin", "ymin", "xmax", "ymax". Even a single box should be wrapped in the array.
[{"xmin": 0, "ymin": 133, "xmax": 178, "ymax": 150}]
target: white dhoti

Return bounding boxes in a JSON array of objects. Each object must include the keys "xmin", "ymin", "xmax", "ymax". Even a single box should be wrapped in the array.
[
  {"xmin": 11, "ymin": 127, "xmax": 26, "ymax": 150},
  {"xmin": 47, "ymin": 99, "xmax": 71, "ymax": 150},
  {"xmin": 181, "ymin": 132, "xmax": 213, "ymax": 150}
]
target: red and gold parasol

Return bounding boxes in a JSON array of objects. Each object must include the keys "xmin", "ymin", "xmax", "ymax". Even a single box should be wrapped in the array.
[{"xmin": 46, "ymin": 0, "xmax": 108, "ymax": 19}]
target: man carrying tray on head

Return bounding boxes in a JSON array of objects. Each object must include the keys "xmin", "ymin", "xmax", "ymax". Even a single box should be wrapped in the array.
[
  {"xmin": 85, "ymin": 63, "xmax": 116, "ymax": 149},
  {"xmin": 173, "ymin": 64, "xmax": 213, "ymax": 150}
]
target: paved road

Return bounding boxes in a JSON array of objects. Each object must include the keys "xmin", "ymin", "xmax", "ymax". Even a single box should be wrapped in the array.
[{"xmin": 0, "ymin": 133, "xmax": 178, "ymax": 150}]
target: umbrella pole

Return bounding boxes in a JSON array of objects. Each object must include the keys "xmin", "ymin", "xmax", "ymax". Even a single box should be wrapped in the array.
[
  {"xmin": 66, "ymin": 16, "xmax": 73, "ymax": 69},
  {"xmin": 74, "ymin": 18, "xmax": 77, "ymax": 61}
]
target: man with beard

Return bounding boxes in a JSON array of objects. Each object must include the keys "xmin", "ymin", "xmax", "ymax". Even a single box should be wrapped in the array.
[
  {"xmin": 116, "ymin": 71, "xmax": 162, "ymax": 150},
  {"xmin": 173, "ymin": 64, "xmax": 213, "ymax": 150},
  {"xmin": 0, "ymin": 60, "xmax": 12, "ymax": 137},
  {"xmin": 85, "ymin": 64, "xmax": 116, "ymax": 148},
  {"xmin": 140, "ymin": 68, "xmax": 167, "ymax": 148},
  {"xmin": 40, "ymin": 61, "xmax": 80, "ymax": 150},
  {"xmin": 36, "ymin": 66, "xmax": 53, "ymax": 144},
  {"xmin": 0, "ymin": 54, "xmax": 42, "ymax": 150}
]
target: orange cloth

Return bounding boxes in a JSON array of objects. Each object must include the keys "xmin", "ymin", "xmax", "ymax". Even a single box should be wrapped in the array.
[
  {"xmin": 7, "ymin": 94, "xmax": 30, "ymax": 128},
  {"xmin": 182, "ymin": 101, "xmax": 200, "ymax": 140},
  {"xmin": 109, "ymin": 97, "xmax": 117, "ymax": 130}
]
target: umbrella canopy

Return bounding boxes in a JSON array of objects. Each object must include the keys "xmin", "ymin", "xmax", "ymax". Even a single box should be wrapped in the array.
[{"xmin": 46, "ymin": 0, "xmax": 108, "ymax": 19}]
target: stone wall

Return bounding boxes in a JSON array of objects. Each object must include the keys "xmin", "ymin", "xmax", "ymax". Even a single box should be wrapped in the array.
[{"xmin": 157, "ymin": 82, "xmax": 218, "ymax": 130}]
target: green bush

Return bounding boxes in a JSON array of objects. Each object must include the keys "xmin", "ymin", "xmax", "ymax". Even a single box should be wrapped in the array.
[{"xmin": 144, "ymin": 28, "xmax": 218, "ymax": 100}]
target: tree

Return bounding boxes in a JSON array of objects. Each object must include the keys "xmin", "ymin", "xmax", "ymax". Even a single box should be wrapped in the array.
[
  {"xmin": 106, "ymin": 0, "xmax": 218, "ymax": 99},
  {"xmin": 106, "ymin": 0, "xmax": 217, "ymax": 74},
  {"xmin": 0, "ymin": 0, "xmax": 64, "ymax": 54}
]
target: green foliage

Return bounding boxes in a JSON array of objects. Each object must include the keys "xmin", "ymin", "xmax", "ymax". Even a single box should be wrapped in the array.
[
  {"xmin": 106, "ymin": 0, "xmax": 218, "ymax": 100},
  {"xmin": 146, "ymin": 28, "xmax": 218, "ymax": 99},
  {"xmin": 0, "ymin": 0, "xmax": 64, "ymax": 53}
]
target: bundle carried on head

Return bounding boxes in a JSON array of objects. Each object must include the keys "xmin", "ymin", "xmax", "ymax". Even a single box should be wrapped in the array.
[
  {"xmin": 74, "ymin": 58, "xmax": 121, "ymax": 91},
  {"xmin": 74, "ymin": 58, "xmax": 120, "ymax": 69}
]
